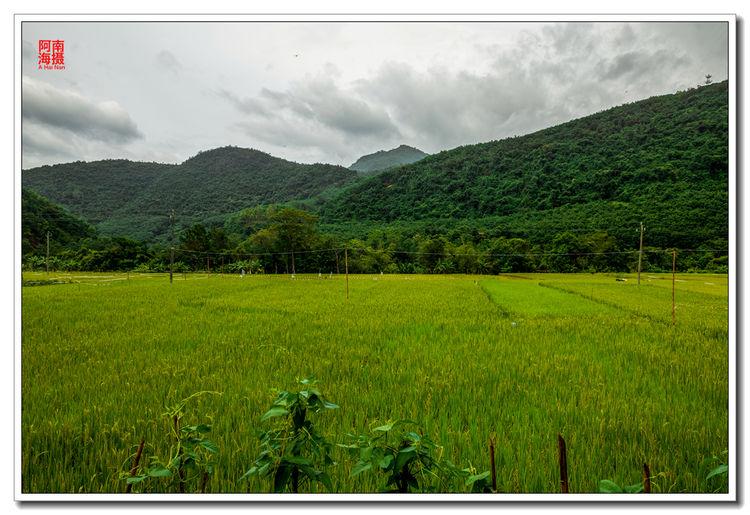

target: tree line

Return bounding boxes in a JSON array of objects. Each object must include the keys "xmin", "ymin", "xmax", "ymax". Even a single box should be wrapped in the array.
[{"xmin": 23, "ymin": 207, "xmax": 728, "ymax": 274}]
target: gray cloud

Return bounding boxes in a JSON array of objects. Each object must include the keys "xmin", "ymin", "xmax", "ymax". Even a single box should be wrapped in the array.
[
  {"xmin": 216, "ymin": 88, "xmax": 269, "ymax": 117},
  {"xmin": 22, "ymin": 76, "xmax": 142, "ymax": 143},
  {"xmin": 599, "ymin": 49, "xmax": 691, "ymax": 81},
  {"xmin": 22, "ymin": 39, "xmax": 35, "ymax": 63},
  {"xmin": 220, "ymin": 75, "xmax": 401, "ymax": 160},
  {"xmin": 155, "ymin": 49, "xmax": 182, "ymax": 74},
  {"xmin": 20, "ymin": 21, "xmax": 728, "ymax": 168},
  {"xmin": 22, "ymin": 120, "xmax": 78, "ymax": 161}
]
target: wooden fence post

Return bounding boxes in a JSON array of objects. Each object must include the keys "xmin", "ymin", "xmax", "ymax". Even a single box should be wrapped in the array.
[
  {"xmin": 345, "ymin": 248, "xmax": 349, "ymax": 300},
  {"xmin": 672, "ymin": 250, "xmax": 677, "ymax": 325},
  {"xmin": 489, "ymin": 435, "xmax": 497, "ymax": 493},
  {"xmin": 643, "ymin": 463, "xmax": 651, "ymax": 493},
  {"xmin": 125, "ymin": 438, "xmax": 146, "ymax": 493},
  {"xmin": 558, "ymin": 434, "xmax": 569, "ymax": 493}
]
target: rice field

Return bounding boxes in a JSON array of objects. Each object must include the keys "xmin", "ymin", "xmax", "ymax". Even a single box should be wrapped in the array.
[{"xmin": 20, "ymin": 272, "xmax": 729, "ymax": 494}]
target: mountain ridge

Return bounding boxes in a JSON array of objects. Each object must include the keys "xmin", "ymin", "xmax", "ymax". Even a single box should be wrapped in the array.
[
  {"xmin": 349, "ymin": 144, "xmax": 428, "ymax": 174},
  {"xmin": 22, "ymin": 145, "xmax": 359, "ymax": 241}
]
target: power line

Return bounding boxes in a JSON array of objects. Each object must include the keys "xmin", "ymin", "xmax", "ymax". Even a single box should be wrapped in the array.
[{"xmin": 168, "ymin": 246, "xmax": 728, "ymax": 260}]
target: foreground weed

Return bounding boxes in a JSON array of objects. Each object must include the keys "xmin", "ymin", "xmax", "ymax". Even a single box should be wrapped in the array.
[
  {"xmin": 341, "ymin": 419, "xmax": 491, "ymax": 493},
  {"xmin": 702, "ymin": 451, "xmax": 729, "ymax": 493},
  {"xmin": 121, "ymin": 391, "xmax": 221, "ymax": 493},
  {"xmin": 243, "ymin": 377, "xmax": 339, "ymax": 493},
  {"xmin": 597, "ymin": 479, "xmax": 644, "ymax": 493}
]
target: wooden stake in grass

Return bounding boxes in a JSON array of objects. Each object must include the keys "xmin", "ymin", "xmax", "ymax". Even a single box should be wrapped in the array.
[
  {"xmin": 489, "ymin": 435, "xmax": 497, "ymax": 493},
  {"xmin": 672, "ymin": 250, "xmax": 677, "ymax": 325},
  {"xmin": 643, "ymin": 463, "xmax": 651, "ymax": 493},
  {"xmin": 125, "ymin": 438, "xmax": 145, "ymax": 493},
  {"xmin": 637, "ymin": 222, "xmax": 644, "ymax": 286},
  {"xmin": 558, "ymin": 433, "xmax": 569, "ymax": 493},
  {"xmin": 200, "ymin": 471, "xmax": 209, "ymax": 493},
  {"xmin": 345, "ymin": 248, "xmax": 349, "ymax": 300},
  {"xmin": 174, "ymin": 415, "xmax": 186, "ymax": 493}
]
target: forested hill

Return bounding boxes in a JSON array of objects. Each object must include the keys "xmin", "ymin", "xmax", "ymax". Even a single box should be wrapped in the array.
[
  {"xmin": 322, "ymin": 82, "xmax": 729, "ymax": 249},
  {"xmin": 22, "ymin": 146, "xmax": 358, "ymax": 241},
  {"xmin": 349, "ymin": 145, "xmax": 428, "ymax": 175},
  {"xmin": 22, "ymin": 188, "xmax": 95, "ymax": 256}
]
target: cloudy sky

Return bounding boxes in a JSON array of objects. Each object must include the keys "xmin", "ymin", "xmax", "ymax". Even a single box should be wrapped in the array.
[{"xmin": 21, "ymin": 21, "xmax": 728, "ymax": 169}]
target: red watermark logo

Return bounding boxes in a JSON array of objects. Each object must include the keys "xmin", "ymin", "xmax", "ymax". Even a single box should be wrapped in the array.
[{"xmin": 38, "ymin": 40, "xmax": 65, "ymax": 70}]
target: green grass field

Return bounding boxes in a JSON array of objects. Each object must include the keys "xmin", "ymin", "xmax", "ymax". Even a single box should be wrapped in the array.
[{"xmin": 21, "ymin": 272, "xmax": 729, "ymax": 494}]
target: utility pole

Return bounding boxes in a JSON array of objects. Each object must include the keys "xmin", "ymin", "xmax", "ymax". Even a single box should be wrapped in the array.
[
  {"xmin": 637, "ymin": 222, "xmax": 645, "ymax": 285},
  {"xmin": 45, "ymin": 231, "xmax": 50, "ymax": 274},
  {"xmin": 672, "ymin": 250, "xmax": 677, "ymax": 325},
  {"xmin": 169, "ymin": 209, "xmax": 175, "ymax": 284},
  {"xmin": 345, "ymin": 248, "xmax": 349, "ymax": 300}
]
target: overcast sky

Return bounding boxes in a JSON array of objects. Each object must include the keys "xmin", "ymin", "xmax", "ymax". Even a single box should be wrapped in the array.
[{"xmin": 21, "ymin": 21, "xmax": 728, "ymax": 169}]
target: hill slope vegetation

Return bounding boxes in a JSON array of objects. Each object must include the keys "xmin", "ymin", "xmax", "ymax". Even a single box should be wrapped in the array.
[
  {"xmin": 323, "ymin": 82, "xmax": 728, "ymax": 250},
  {"xmin": 21, "ymin": 188, "xmax": 96, "ymax": 256},
  {"xmin": 22, "ymin": 146, "xmax": 358, "ymax": 241}
]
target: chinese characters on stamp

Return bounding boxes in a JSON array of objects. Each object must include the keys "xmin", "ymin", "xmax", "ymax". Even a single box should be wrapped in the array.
[{"xmin": 38, "ymin": 40, "xmax": 65, "ymax": 70}]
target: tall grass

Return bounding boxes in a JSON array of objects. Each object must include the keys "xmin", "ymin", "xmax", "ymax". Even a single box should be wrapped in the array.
[{"xmin": 21, "ymin": 272, "xmax": 728, "ymax": 493}]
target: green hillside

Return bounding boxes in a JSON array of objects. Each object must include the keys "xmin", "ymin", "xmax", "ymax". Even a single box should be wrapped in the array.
[
  {"xmin": 22, "ymin": 146, "xmax": 358, "ymax": 242},
  {"xmin": 323, "ymin": 82, "xmax": 728, "ymax": 249},
  {"xmin": 21, "ymin": 188, "xmax": 96, "ymax": 256},
  {"xmin": 349, "ymin": 144, "xmax": 428, "ymax": 175}
]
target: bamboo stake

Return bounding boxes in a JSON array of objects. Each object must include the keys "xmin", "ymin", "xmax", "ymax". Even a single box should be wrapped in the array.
[
  {"xmin": 558, "ymin": 434, "xmax": 569, "ymax": 493},
  {"xmin": 345, "ymin": 248, "xmax": 349, "ymax": 300},
  {"xmin": 672, "ymin": 250, "xmax": 677, "ymax": 325},
  {"xmin": 125, "ymin": 438, "xmax": 145, "ymax": 493},
  {"xmin": 643, "ymin": 463, "xmax": 651, "ymax": 493},
  {"xmin": 489, "ymin": 435, "xmax": 497, "ymax": 493}
]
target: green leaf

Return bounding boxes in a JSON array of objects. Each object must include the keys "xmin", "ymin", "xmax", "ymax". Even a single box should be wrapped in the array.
[
  {"xmin": 147, "ymin": 467, "xmax": 173, "ymax": 478},
  {"xmin": 394, "ymin": 448, "xmax": 416, "ymax": 472},
  {"xmin": 239, "ymin": 466, "xmax": 257, "ymax": 480},
  {"xmin": 707, "ymin": 464, "xmax": 728, "ymax": 480},
  {"xmin": 283, "ymin": 455, "xmax": 313, "ymax": 467},
  {"xmin": 126, "ymin": 475, "xmax": 148, "ymax": 484},
  {"xmin": 598, "ymin": 479, "xmax": 623, "ymax": 493},
  {"xmin": 623, "ymin": 483, "xmax": 644, "ymax": 493},
  {"xmin": 359, "ymin": 446, "xmax": 373, "ymax": 462},
  {"xmin": 261, "ymin": 406, "xmax": 289, "ymax": 421},
  {"xmin": 322, "ymin": 400, "xmax": 339, "ymax": 410},
  {"xmin": 318, "ymin": 471, "xmax": 333, "ymax": 492},
  {"xmin": 181, "ymin": 424, "xmax": 211, "ymax": 434},
  {"xmin": 373, "ymin": 421, "xmax": 397, "ymax": 433},
  {"xmin": 198, "ymin": 439, "xmax": 219, "ymax": 453},
  {"xmin": 405, "ymin": 432, "xmax": 421, "ymax": 443},
  {"xmin": 465, "ymin": 470, "xmax": 490, "ymax": 486},
  {"xmin": 378, "ymin": 454, "xmax": 394, "ymax": 469},
  {"xmin": 351, "ymin": 461, "xmax": 372, "ymax": 477}
]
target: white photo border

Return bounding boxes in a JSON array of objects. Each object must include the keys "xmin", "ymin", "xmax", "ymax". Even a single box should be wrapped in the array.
[{"xmin": 13, "ymin": 12, "xmax": 738, "ymax": 503}]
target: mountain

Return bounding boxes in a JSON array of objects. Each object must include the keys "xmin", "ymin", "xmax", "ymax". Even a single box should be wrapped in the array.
[
  {"xmin": 22, "ymin": 188, "xmax": 96, "ymax": 256},
  {"xmin": 322, "ymin": 82, "xmax": 728, "ymax": 249},
  {"xmin": 349, "ymin": 145, "xmax": 428, "ymax": 175},
  {"xmin": 22, "ymin": 146, "xmax": 358, "ymax": 241}
]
